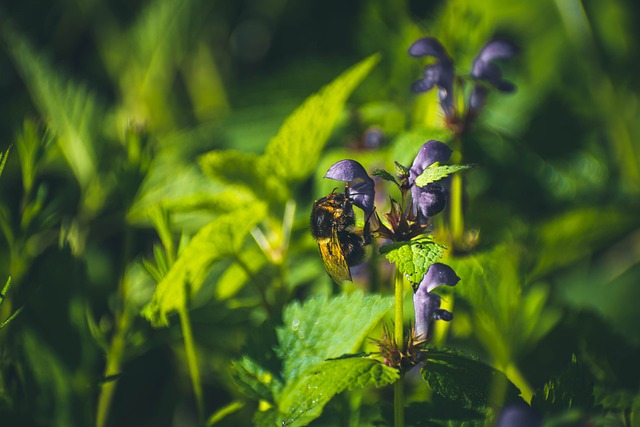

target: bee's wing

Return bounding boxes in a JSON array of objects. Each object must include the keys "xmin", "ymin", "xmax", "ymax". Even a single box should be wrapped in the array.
[{"xmin": 318, "ymin": 231, "xmax": 352, "ymax": 284}]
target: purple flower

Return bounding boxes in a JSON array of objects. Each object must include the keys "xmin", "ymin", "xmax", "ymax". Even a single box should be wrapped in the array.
[
  {"xmin": 413, "ymin": 263, "xmax": 459, "ymax": 339},
  {"xmin": 409, "ymin": 140, "xmax": 452, "ymax": 223},
  {"xmin": 471, "ymin": 39, "xmax": 518, "ymax": 93},
  {"xmin": 325, "ymin": 159, "xmax": 375, "ymax": 216},
  {"xmin": 409, "ymin": 38, "xmax": 455, "ymax": 117},
  {"xmin": 495, "ymin": 402, "xmax": 542, "ymax": 427}
]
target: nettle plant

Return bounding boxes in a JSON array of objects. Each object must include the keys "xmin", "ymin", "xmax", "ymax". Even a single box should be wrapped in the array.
[{"xmin": 226, "ymin": 39, "xmax": 526, "ymax": 427}]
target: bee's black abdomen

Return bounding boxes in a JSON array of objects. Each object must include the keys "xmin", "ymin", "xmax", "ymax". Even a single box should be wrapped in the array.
[{"xmin": 340, "ymin": 231, "xmax": 367, "ymax": 267}]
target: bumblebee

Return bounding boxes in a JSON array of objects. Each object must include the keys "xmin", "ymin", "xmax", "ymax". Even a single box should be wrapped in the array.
[{"xmin": 310, "ymin": 190, "xmax": 370, "ymax": 284}]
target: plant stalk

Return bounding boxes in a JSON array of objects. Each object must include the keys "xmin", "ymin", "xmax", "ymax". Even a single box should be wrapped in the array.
[
  {"xmin": 393, "ymin": 268, "xmax": 405, "ymax": 427},
  {"xmin": 179, "ymin": 307, "xmax": 204, "ymax": 422}
]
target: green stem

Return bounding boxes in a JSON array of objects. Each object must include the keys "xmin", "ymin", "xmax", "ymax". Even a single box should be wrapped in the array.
[
  {"xmin": 504, "ymin": 362, "xmax": 534, "ymax": 404},
  {"xmin": 179, "ymin": 307, "xmax": 204, "ymax": 422},
  {"xmin": 449, "ymin": 173, "xmax": 464, "ymax": 245},
  {"xmin": 393, "ymin": 268, "xmax": 405, "ymax": 427},
  {"xmin": 449, "ymin": 137, "xmax": 464, "ymax": 247},
  {"xmin": 96, "ymin": 317, "xmax": 127, "ymax": 427}
]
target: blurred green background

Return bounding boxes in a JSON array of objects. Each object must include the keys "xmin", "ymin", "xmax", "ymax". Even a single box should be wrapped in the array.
[{"xmin": 1, "ymin": 0, "xmax": 640, "ymax": 426}]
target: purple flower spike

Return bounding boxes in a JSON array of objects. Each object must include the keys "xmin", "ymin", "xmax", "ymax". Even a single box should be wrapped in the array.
[
  {"xmin": 408, "ymin": 37, "xmax": 450, "ymax": 60},
  {"xmin": 409, "ymin": 37, "xmax": 456, "ymax": 117},
  {"xmin": 409, "ymin": 140, "xmax": 453, "ymax": 184},
  {"xmin": 414, "ymin": 184, "xmax": 447, "ymax": 224},
  {"xmin": 413, "ymin": 263, "xmax": 459, "ymax": 339},
  {"xmin": 325, "ymin": 160, "xmax": 375, "ymax": 216},
  {"xmin": 471, "ymin": 39, "xmax": 518, "ymax": 93},
  {"xmin": 413, "ymin": 291, "xmax": 442, "ymax": 339},
  {"xmin": 419, "ymin": 263, "xmax": 460, "ymax": 293}
]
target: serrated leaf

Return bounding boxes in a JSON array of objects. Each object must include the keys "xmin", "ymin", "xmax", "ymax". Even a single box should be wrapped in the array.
[
  {"xmin": 142, "ymin": 205, "xmax": 266, "ymax": 326},
  {"xmin": 261, "ymin": 54, "xmax": 380, "ymax": 185},
  {"xmin": 5, "ymin": 28, "xmax": 100, "ymax": 189},
  {"xmin": 231, "ymin": 356, "xmax": 280, "ymax": 402},
  {"xmin": 531, "ymin": 355, "xmax": 595, "ymax": 414},
  {"xmin": 380, "ymin": 239, "xmax": 447, "ymax": 284},
  {"xmin": 421, "ymin": 348, "xmax": 522, "ymax": 409},
  {"xmin": 372, "ymin": 169, "xmax": 398, "ymax": 184},
  {"xmin": 276, "ymin": 292, "xmax": 394, "ymax": 383},
  {"xmin": 278, "ymin": 358, "xmax": 399, "ymax": 427},
  {"xmin": 415, "ymin": 164, "xmax": 475, "ymax": 187}
]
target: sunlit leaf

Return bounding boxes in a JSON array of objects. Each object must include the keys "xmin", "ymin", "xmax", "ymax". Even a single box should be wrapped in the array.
[
  {"xmin": 142, "ymin": 204, "xmax": 266, "ymax": 326},
  {"xmin": 231, "ymin": 356, "xmax": 280, "ymax": 402},
  {"xmin": 414, "ymin": 164, "xmax": 476, "ymax": 187},
  {"xmin": 278, "ymin": 358, "xmax": 398, "ymax": 427},
  {"xmin": 380, "ymin": 238, "xmax": 447, "ymax": 284},
  {"xmin": 261, "ymin": 54, "xmax": 380, "ymax": 185},
  {"xmin": 276, "ymin": 291, "xmax": 394, "ymax": 382}
]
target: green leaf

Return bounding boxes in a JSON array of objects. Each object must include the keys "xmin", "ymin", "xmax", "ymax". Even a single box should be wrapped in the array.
[
  {"xmin": 142, "ymin": 205, "xmax": 266, "ymax": 326},
  {"xmin": 199, "ymin": 150, "xmax": 261, "ymax": 187},
  {"xmin": 261, "ymin": 54, "xmax": 380, "ymax": 185},
  {"xmin": 372, "ymin": 168, "xmax": 398, "ymax": 184},
  {"xmin": 414, "ymin": 164, "xmax": 476, "ymax": 187},
  {"xmin": 531, "ymin": 354, "xmax": 595, "ymax": 415},
  {"xmin": 421, "ymin": 348, "xmax": 522, "ymax": 409},
  {"xmin": 5, "ymin": 28, "xmax": 100, "ymax": 189},
  {"xmin": 215, "ymin": 246, "xmax": 267, "ymax": 300},
  {"xmin": 101, "ymin": 0, "xmax": 196, "ymax": 128},
  {"xmin": 231, "ymin": 356, "xmax": 281, "ymax": 402},
  {"xmin": 278, "ymin": 358, "xmax": 399, "ymax": 427},
  {"xmin": 276, "ymin": 291, "xmax": 394, "ymax": 383},
  {"xmin": 380, "ymin": 238, "xmax": 447, "ymax": 284},
  {"xmin": 447, "ymin": 244, "xmax": 562, "ymax": 364}
]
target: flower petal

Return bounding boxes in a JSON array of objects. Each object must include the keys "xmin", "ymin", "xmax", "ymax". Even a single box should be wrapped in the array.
[
  {"xmin": 325, "ymin": 159, "xmax": 375, "ymax": 216},
  {"xmin": 409, "ymin": 140, "xmax": 452, "ymax": 183},
  {"xmin": 475, "ymin": 39, "xmax": 518, "ymax": 63},
  {"xmin": 408, "ymin": 37, "xmax": 451, "ymax": 61},
  {"xmin": 411, "ymin": 78, "xmax": 435, "ymax": 93},
  {"xmin": 418, "ymin": 262, "xmax": 460, "ymax": 293},
  {"xmin": 468, "ymin": 85, "xmax": 489, "ymax": 112},
  {"xmin": 413, "ymin": 291, "xmax": 441, "ymax": 339},
  {"xmin": 471, "ymin": 39, "xmax": 517, "ymax": 93},
  {"xmin": 495, "ymin": 403, "xmax": 542, "ymax": 427},
  {"xmin": 412, "ymin": 184, "xmax": 447, "ymax": 223},
  {"xmin": 433, "ymin": 309, "xmax": 453, "ymax": 321}
]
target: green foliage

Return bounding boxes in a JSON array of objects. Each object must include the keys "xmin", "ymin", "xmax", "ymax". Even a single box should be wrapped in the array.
[
  {"xmin": 233, "ymin": 292, "xmax": 395, "ymax": 426},
  {"xmin": 276, "ymin": 357, "xmax": 398, "ymax": 427},
  {"xmin": 1, "ymin": 0, "xmax": 640, "ymax": 425},
  {"xmin": 415, "ymin": 164, "xmax": 476, "ymax": 187},
  {"xmin": 0, "ymin": 277, "xmax": 23, "ymax": 329},
  {"xmin": 531, "ymin": 355, "xmax": 595, "ymax": 415},
  {"xmin": 380, "ymin": 238, "xmax": 447, "ymax": 284},
  {"xmin": 421, "ymin": 348, "xmax": 522, "ymax": 410},
  {"xmin": 142, "ymin": 205, "xmax": 266, "ymax": 326},
  {"xmin": 276, "ymin": 292, "xmax": 394, "ymax": 381},
  {"xmin": 448, "ymin": 244, "xmax": 561, "ymax": 365},
  {"xmin": 372, "ymin": 168, "xmax": 399, "ymax": 185},
  {"xmin": 4, "ymin": 28, "xmax": 101, "ymax": 194},
  {"xmin": 261, "ymin": 54, "xmax": 380, "ymax": 186},
  {"xmin": 200, "ymin": 54, "xmax": 379, "ymax": 207}
]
